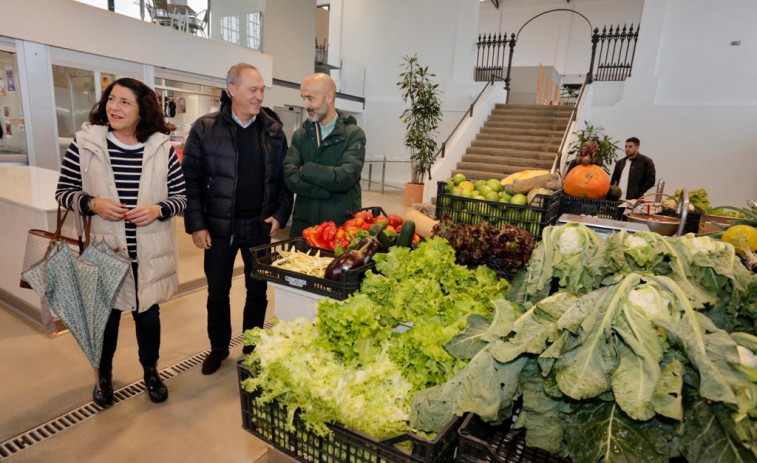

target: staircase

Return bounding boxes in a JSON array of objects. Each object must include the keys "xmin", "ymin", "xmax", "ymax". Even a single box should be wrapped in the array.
[{"xmin": 452, "ymin": 103, "xmax": 574, "ymax": 181}]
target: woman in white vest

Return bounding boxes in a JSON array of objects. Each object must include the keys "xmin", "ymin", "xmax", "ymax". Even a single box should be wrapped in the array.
[{"xmin": 56, "ymin": 78, "xmax": 186, "ymax": 406}]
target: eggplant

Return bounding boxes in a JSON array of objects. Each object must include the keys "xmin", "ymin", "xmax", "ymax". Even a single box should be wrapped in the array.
[
  {"xmin": 355, "ymin": 236, "xmax": 382, "ymax": 264},
  {"xmin": 324, "ymin": 251, "xmax": 364, "ymax": 281},
  {"xmin": 323, "ymin": 236, "xmax": 381, "ymax": 281}
]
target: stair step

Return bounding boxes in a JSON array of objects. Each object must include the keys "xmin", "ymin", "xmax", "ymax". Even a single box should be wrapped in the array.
[
  {"xmin": 460, "ymin": 157, "xmax": 554, "ymax": 170},
  {"xmin": 494, "ymin": 103, "xmax": 574, "ymax": 112},
  {"xmin": 463, "ymin": 153, "xmax": 555, "ymax": 165},
  {"xmin": 484, "ymin": 121, "xmax": 568, "ymax": 131},
  {"xmin": 490, "ymin": 108, "xmax": 574, "ymax": 117},
  {"xmin": 471, "ymin": 139, "xmax": 560, "ymax": 152},
  {"xmin": 477, "ymin": 132, "xmax": 563, "ymax": 143},
  {"xmin": 487, "ymin": 115, "xmax": 571, "ymax": 125},
  {"xmin": 466, "ymin": 146, "xmax": 556, "ymax": 159},
  {"xmin": 453, "ymin": 167, "xmax": 536, "ymax": 180},
  {"xmin": 479, "ymin": 126, "xmax": 565, "ymax": 137}
]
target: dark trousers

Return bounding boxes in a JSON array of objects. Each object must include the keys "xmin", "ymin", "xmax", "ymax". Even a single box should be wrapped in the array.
[
  {"xmin": 100, "ymin": 305, "xmax": 161, "ymax": 372},
  {"xmin": 99, "ymin": 263, "xmax": 161, "ymax": 372},
  {"xmin": 205, "ymin": 218, "xmax": 270, "ymax": 351}
]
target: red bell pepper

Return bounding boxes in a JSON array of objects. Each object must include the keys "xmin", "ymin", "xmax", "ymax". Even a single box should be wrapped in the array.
[{"xmin": 387, "ymin": 214, "xmax": 404, "ymax": 229}]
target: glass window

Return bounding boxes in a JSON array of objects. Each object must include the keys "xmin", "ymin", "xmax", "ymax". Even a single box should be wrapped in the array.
[
  {"xmin": 221, "ymin": 15, "xmax": 240, "ymax": 45},
  {"xmin": 247, "ymin": 12, "xmax": 262, "ymax": 51},
  {"xmin": 52, "ymin": 66, "xmax": 97, "ymax": 160},
  {"xmin": 0, "ymin": 49, "xmax": 29, "ymax": 163}
]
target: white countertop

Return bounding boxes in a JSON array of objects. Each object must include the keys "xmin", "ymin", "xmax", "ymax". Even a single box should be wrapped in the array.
[{"xmin": 0, "ymin": 166, "xmax": 61, "ymax": 211}]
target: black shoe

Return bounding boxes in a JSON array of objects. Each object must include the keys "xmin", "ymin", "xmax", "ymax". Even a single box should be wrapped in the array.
[
  {"xmin": 144, "ymin": 368, "xmax": 168, "ymax": 403},
  {"xmin": 242, "ymin": 344, "xmax": 255, "ymax": 355},
  {"xmin": 93, "ymin": 370, "xmax": 114, "ymax": 407},
  {"xmin": 201, "ymin": 349, "xmax": 229, "ymax": 375}
]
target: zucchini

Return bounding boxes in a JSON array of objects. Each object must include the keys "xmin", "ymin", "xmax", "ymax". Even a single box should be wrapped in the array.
[
  {"xmin": 377, "ymin": 230, "xmax": 396, "ymax": 250},
  {"xmin": 397, "ymin": 220, "xmax": 415, "ymax": 247},
  {"xmin": 369, "ymin": 222, "xmax": 387, "ymax": 236}
]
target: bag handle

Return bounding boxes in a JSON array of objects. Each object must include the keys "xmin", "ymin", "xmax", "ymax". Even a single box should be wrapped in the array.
[{"xmin": 55, "ymin": 193, "xmax": 93, "ymax": 253}]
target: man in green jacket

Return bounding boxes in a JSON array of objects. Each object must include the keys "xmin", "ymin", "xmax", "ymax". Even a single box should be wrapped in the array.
[{"xmin": 283, "ymin": 73, "xmax": 366, "ymax": 238}]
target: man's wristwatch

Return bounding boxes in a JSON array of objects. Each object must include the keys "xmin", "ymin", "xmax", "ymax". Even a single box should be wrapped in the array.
[{"xmin": 88, "ymin": 197, "xmax": 96, "ymax": 213}]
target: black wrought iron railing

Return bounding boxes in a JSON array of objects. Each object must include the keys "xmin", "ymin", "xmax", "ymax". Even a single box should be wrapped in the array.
[
  {"xmin": 315, "ymin": 38, "xmax": 328, "ymax": 64},
  {"xmin": 474, "ymin": 33, "xmax": 516, "ymax": 85},
  {"xmin": 559, "ymin": 84, "xmax": 582, "ymax": 106},
  {"xmin": 592, "ymin": 24, "xmax": 639, "ymax": 81}
]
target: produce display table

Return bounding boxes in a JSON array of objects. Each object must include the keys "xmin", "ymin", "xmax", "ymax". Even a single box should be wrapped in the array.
[{"xmin": 270, "ymin": 282, "xmax": 323, "ymax": 321}]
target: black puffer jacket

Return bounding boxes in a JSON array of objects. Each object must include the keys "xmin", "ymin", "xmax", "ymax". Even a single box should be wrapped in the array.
[{"xmin": 182, "ymin": 91, "xmax": 293, "ymax": 238}]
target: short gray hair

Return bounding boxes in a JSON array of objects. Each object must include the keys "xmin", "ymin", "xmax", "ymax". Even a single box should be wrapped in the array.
[{"xmin": 226, "ymin": 63, "xmax": 259, "ymax": 87}]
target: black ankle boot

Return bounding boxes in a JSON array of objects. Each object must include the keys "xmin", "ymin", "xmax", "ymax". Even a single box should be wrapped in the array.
[
  {"xmin": 93, "ymin": 369, "xmax": 114, "ymax": 407},
  {"xmin": 144, "ymin": 368, "xmax": 168, "ymax": 403}
]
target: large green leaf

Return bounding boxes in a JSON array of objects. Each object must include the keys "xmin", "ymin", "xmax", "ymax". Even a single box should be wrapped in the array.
[
  {"xmin": 409, "ymin": 352, "xmax": 527, "ymax": 432},
  {"xmin": 489, "ymin": 292, "xmax": 577, "ymax": 364},
  {"xmin": 651, "ymin": 355, "xmax": 684, "ymax": 421},
  {"xmin": 679, "ymin": 395, "xmax": 757, "ymax": 463},
  {"xmin": 445, "ymin": 299, "xmax": 517, "ymax": 360},
  {"xmin": 555, "ymin": 275, "xmax": 643, "ymax": 400},
  {"xmin": 514, "ymin": 375, "xmax": 572, "ymax": 455},
  {"xmin": 563, "ymin": 401, "xmax": 674, "ymax": 463}
]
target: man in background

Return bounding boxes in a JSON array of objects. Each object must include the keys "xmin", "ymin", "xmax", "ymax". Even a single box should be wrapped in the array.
[
  {"xmin": 283, "ymin": 73, "xmax": 366, "ymax": 238},
  {"xmin": 611, "ymin": 136, "xmax": 656, "ymax": 200}
]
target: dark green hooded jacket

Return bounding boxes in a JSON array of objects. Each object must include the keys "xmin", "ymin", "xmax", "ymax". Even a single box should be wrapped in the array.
[{"xmin": 283, "ymin": 111, "xmax": 366, "ymax": 237}]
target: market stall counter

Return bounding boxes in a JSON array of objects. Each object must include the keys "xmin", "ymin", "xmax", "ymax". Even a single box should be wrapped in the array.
[{"xmin": 0, "ymin": 166, "xmax": 73, "ymax": 328}]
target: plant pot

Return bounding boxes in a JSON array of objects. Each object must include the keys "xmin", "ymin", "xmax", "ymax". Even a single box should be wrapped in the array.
[{"xmin": 404, "ymin": 182, "xmax": 424, "ymax": 206}]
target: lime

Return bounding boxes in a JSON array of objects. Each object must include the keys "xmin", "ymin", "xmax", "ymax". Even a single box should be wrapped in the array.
[
  {"xmin": 485, "ymin": 191, "xmax": 500, "ymax": 202},
  {"xmin": 486, "ymin": 179, "xmax": 502, "ymax": 192},
  {"xmin": 511, "ymin": 194, "xmax": 527, "ymax": 206}
]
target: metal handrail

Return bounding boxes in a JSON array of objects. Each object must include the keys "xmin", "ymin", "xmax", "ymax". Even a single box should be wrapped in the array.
[
  {"xmin": 551, "ymin": 82, "xmax": 588, "ymax": 175},
  {"xmin": 362, "ymin": 157, "xmax": 412, "ymax": 194},
  {"xmin": 432, "ymin": 74, "xmax": 504, "ymax": 164}
]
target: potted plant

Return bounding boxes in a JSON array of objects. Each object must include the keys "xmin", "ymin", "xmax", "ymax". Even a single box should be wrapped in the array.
[
  {"xmin": 562, "ymin": 122, "xmax": 621, "ymax": 199},
  {"xmin": 564, "ymin": 122, "xmax": 620, "ymax": 173},
  {"xmin": 397, "ymin": 54, "xmax": 442, "ymax": 205}
]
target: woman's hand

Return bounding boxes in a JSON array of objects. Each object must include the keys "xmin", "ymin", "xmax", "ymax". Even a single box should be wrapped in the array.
[
  {"xmin": 124, "ymin": 205, "xmax": 162, "ymax": 227},
  {"xmin": 91, "ymin": 198, "xmax": 128, "ymax": 222}
]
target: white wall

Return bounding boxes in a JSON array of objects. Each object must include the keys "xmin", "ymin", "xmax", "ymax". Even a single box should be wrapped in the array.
[
  {"xmin": 584, "ymin": 0, "xmax": 757, "ymax": 206},
  {"xmin": 1, "ymin": 0, "xmax": 273, "ymax": 85},
  {"xmin": 478, "ymin": 0, "xmax": 644, "ymax": 76},
  {"xmin": 263, "ymin": 0, "xmax": 316, "ymax": 84},
  {"xmin": 335, "ymin": 0, "xmax": 482, "ymax": 186}
]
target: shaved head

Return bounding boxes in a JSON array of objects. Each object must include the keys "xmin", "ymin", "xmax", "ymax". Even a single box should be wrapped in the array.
[{"xmin": 300, "ymin": 73, "xmax": 337, "ymax": 124}]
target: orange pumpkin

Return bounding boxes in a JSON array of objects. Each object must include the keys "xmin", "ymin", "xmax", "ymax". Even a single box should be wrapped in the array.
[{"xmin": 564, "ymin": 164, "xmax": 610, "ymax": 199}]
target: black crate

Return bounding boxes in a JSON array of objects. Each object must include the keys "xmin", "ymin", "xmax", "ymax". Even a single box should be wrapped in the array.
[
  {"xmin": 238, "ymin": 361, "xmax": 462, "ymax": 463},
  {"xmin": 434, "ymin": 182, "xmax": 560, "ymax": 239},
  {"xmin": 457, "ymin": 414, "xmax": 570, "ymax": 463},
  {"xmin": 659, "ymin": 210, "xmax": 701, "ymax": 235},
  {"xmin": 250, "ymin": 238, "xmax": 373, "ymax": 301},
  {"xmin": 558, "ymin": 192, "xmax": 624, "ymax": 220}
]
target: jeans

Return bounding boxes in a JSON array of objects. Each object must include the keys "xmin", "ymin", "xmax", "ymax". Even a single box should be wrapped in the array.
[
  {"xmin": 99, "ymin": 262, "xmax": 161, "ymax": 372},
  {"xmin": 204, "ymin": 218, "xmax": 270, "ymax": 351}
]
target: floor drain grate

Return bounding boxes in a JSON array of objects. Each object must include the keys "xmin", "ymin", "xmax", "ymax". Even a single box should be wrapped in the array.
[{"xmin": 0, "ymin": 333, "xmax": 246, "ymax": 460}]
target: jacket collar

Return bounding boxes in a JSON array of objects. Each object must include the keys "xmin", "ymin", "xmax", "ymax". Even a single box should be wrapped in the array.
[
  {"xmin": 77, "ymin": 123, "xmax": 170, "ymax": 160},
  {"xmin": 218, "ymin": 90, "xmax": 282, "ymax": 136},
  {"xmin": 304, "ymin": 110, "xmax": 348, "ymax": 139}
]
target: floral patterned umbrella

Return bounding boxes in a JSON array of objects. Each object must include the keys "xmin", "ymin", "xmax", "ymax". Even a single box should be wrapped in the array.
[{"xmin": 23, "ymin": 241, "xmax": 129, "ymax": 368}]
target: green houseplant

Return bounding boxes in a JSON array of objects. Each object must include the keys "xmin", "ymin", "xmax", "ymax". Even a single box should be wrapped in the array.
[
  {"xmin": 564, "ymin": 122, "xmax": 620, "ymax": 173},
  {"xmin": 397, "ymin": 55, "xmax": 442, "ymax": 204}
]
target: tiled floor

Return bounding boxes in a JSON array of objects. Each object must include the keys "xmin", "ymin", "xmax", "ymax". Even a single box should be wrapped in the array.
[{"xmin": 0, "ymin": 187, "xmax": 411, "ymax": 462}]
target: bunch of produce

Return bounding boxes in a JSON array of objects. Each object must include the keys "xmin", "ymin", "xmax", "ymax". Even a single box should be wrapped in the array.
[
  {"xmin": 302, "ymin": 210, "xmax": 419, "ymax": 252},
  {"xmin": 444, "ymin": 171, "xmax": 560, "ymax": 207},
  {"xmin": 432, "ymin": 216, "xmax": 535, "ymax": 278},
  {"xmin": 410, "ymin": 223, "xmax": 757, "ymax": 463},
  {"xmin": 271, "ymin": 248, "xmax": 333, "ymax": 277},
  {"xmin": 242, "ymin": 237, "xmax": 510, "ymax": 438}
]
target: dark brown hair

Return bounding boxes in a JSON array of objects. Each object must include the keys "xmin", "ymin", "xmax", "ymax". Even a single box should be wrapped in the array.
[
  {"xmin": 626, "ymin": 137, "xmax": 640, "ymax": 146},
  {"xmin": 89, "ymin": 77, "xmax": 170, "ymax": 143}
]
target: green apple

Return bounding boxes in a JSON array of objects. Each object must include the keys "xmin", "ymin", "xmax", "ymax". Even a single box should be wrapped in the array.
[
  {"xmin": 452, "ymin": 188, "xmax": 462, "ymax": 196},
  {"xmin": 452, "ymin": 173, "xmax": 466, "ymax": 185},
  {"xmin": 511, "ymin": 194, "xmax": 527, "ymax": 206},
  {"xmin": 460, "ymin": 190, "xmax": 473, "ymax": 198},
  {"xmin": 475, "ymin": 180, "xmax": 486, "ymax": 190},
  {"xmin": 499, "ymin": 196, "xmax": 510, "ymax": 204},
  {"xmin": 478, "ymin": 185, "xmax": 492, "ymax": 196}
]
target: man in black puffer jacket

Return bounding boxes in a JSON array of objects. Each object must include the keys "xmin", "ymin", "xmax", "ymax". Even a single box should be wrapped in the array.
[{"xmin": 182, "ymin": 63, "xmax": 293, "ymax": 374}]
